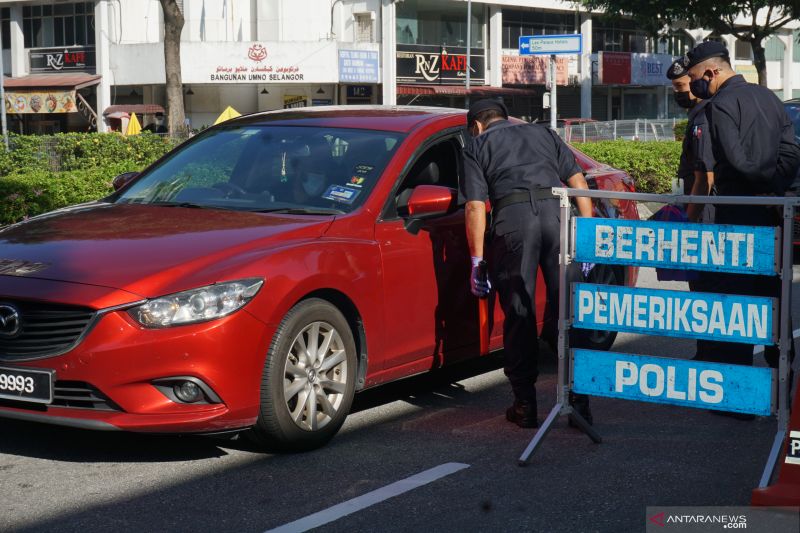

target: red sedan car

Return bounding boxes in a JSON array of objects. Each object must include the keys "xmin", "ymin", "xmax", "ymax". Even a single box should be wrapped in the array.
[{"xmin": 0, "ymin": 107, "xmax": 638, "ymax": 450}]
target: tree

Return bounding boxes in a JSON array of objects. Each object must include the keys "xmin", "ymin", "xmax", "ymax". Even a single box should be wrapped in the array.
[
  {"xmin": 159, "ymin": 0, "xmax": 186, "ymax": 134},
  {"xmin": 581, "ymin": 1, "xmax": 800, "ymax": 86}
]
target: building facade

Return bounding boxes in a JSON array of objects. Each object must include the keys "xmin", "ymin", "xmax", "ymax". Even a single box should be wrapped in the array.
[{"xmin": 0, "ymin": 0, "xmax": 797, "ymax": 133}]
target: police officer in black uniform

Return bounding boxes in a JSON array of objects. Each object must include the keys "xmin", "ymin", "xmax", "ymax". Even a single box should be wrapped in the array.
[
  {"xmin": 460, "ymin": 99, "xmax": 593, "ymax": 428},
  {"xmin": 686, "ymin": 42, "xmax": 800, "ymax": 394}
]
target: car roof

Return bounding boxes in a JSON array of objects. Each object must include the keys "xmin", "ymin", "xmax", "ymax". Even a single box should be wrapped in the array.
[{"xmin": 223, "ymin": 105, "xmax": 467, "ymax": 133}]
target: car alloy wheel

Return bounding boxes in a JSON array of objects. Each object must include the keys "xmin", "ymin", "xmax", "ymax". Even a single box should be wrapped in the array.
[
  {"xmin": 283, "ymin": 321, "xmax": 348, "ymax": 431},
  {"xmin": 249, "ymin": 298, "xmax": 357, "ymax": 451}
]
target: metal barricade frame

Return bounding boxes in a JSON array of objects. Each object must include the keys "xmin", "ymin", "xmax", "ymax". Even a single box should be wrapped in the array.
[{"xmin": 518, "ymin": 188, "xmax": 799, "ymax": 492}]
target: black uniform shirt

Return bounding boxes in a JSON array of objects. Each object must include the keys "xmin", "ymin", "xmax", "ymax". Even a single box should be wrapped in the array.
[
  {"xmin": 695, "ymin": 75, "xmax": 799, "ymax": 196},
  {"xmin": 460, "ymin": 120, "xmax": 582, "ymax": 203},
  {"xmin": 678, "ymin": 100, "xmax": 708, "ymax": 194}
]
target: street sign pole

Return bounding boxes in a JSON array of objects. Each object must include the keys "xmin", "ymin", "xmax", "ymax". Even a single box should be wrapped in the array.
[
  {"xmin": 550, "ymin": 54, "xmax": 557, "ymax": 130},
  {"xmin": 519, "ymin": 34, "xmax": 581, "ymax": 130},
  {"xmin": 0, "ymin": 23, "xmax": 8, "ymax": 150}
]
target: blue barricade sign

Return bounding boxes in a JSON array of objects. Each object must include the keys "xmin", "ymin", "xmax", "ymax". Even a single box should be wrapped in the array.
[
  {"xmin": 573, "ymin": 218, "xmax": 779, "ymax": 276},
  {"xmin": 572, "ymin": 283, "xmax": 776, "ymax": 345},
  {"xmin": 572, "ymin": 349, "xmax": 774, "ymax": 416}
]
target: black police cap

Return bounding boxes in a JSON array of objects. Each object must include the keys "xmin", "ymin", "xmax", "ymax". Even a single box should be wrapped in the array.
[
  {"xmin": 467, "ymin": 98, "xmax": 508, "ymax": 126},
  {"xmin": 685, "ymin": 41, "xmax": 729, "ymax": 69},
  {"xmin": 666, "ymin": 56, "xmax": 689, "ymax": 80}
]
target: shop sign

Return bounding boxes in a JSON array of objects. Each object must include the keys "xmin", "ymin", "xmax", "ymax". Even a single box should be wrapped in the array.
[
  {"xmin": 204, "ymin": 42, "xmax": 337, "ymax": 84},
  {"xmin": 630, "ymin": 53, "xmax": 673, "ymax": 86},
  {"xmin": 30, "ymin": 46, "xmax": 95, "ymax": 73},
  {"xmin": 346, "ymin": 85, "xmax": 372, "ymax": 98},
  {"xmin": 598, "ymin": 51, "xmax": 631, "ymax": 85},
  {"xmin": 312, "ymin": 99, "xmax": 333, "ymax": 106},
  {"xmin": 283, "ymin": 95, "xmax": 307, "ymax": 109},
  {"xmin": 396, "ymin": 44, "xmax": 485, "ymax": 84},
  {"xmin": 736, "ymin": 64, "xmax": 759, "ymax": 83},
  {"xmin": 338, "ymin": 50, "xmax": 379, "ymax": 83},
  {"xmin": 502, "ymin": 54, "xmax": 568, "ymax": 85},
  {"xmin": 5, "ymin": 90, "xmax": 77, "ymax": 114}
]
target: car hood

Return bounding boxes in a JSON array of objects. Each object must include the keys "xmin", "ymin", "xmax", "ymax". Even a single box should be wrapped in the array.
[{"xmin": 0, "ymin": 203, "xmax": 334, "ymax": 297}]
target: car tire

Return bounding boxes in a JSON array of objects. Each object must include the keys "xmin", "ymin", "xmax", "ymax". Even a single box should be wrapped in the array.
[
  {"xmin": 249, "ymin": 298, "xmax": 357, "ymax": 452},
  {"xmin": 580, "ymin": 264, "xmax": 623, "ymax": 352}
]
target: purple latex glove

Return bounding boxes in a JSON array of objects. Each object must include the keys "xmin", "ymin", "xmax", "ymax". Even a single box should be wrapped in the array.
[{"xmin": 470, "ymin": 256, "xmax": 491, "ymax": 297}]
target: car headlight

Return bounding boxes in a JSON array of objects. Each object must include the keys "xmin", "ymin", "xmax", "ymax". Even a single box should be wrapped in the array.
[{"xmin": 129, "ymin": 278, "xmax": 264, "ymax": 328}]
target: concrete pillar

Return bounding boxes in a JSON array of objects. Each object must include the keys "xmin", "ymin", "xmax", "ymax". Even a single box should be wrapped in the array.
[
  {"xmin": 684, "ymin": 28, "xmax": 713, "ymax": 46},
  {"xmin": 95, "ymin": 0, "xmax": 111, "ymax": 132},
  {"xmin": 9, "ymin": 4, "xmax": 24, "ymax": 77},
  {"xmin": 488, "ymin": 5, "xmax": 502, "ymax": 87},
  {"xmin": 381, "ymin": 0, "xmax": 396, "ymax": 105},
  {"xmin": 580, "ymin": 14, "xmax": 592, "ymax": 118},
  {"xmin": 779, "ymin": 32, "xmax": 793, "ymax": 100}
]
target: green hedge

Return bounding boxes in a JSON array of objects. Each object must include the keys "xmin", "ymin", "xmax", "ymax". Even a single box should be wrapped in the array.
[
  {"xmin": 577, "ymin": 140, "xmax": 682, "ymax": 195},
  {"xmin": 0, "ymin": 132, "xmax": 178, "ymax": 226}
]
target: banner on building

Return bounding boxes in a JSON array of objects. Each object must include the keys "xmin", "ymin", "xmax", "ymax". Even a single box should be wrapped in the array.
[
  {"xmin": 502, "ymin": 55, "xmax": 568, "ymax": 85},
  {"xmin": 598, "ymin": 51, "xmax": 632, "ymax": 85},
  {"xmin": 396, "ymin": 44, "xmax": 485, "ymax": 84},
  {"xmin": 630, "ymin": 53, "xmax": 673, "ymax": 86},
  {"xmin": 5, "ymin": 90, "xmax": 77, "ymax": 114},
  {"xmin": 339, "ymin": 50, "xmax": 379, "ymax": 83}
]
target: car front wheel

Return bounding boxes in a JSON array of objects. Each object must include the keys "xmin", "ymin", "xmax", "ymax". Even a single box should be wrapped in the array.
[{"xmin": 249, "ymin": 298, "xmax": 357, "ymax": 451}]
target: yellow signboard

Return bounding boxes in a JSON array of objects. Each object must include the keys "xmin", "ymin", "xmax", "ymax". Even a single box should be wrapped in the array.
[{"xmin": 4, "ymin": 90, "xmax": 78, "ymax": 114}]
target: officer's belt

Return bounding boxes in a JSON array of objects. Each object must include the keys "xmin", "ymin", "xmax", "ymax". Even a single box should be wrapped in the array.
[{"xmin": 493, "ymin": 189, "xmax": 556, "ymax": 211}]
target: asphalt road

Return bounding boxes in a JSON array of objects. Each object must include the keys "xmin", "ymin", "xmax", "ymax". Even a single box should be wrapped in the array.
[{"xmin": 1, "ymin": 267, "xmax": 799, "ymax": 533}]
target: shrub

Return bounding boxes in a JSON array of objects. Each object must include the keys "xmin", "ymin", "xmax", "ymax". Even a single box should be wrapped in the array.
[
  {"xmin": 0, "ymin": 163, "xmax": 137, "ymax": 225},
  {"xmin": 673, "ymin": 120, "xmax": 689, "ymax": 142},
  {"xmin": 0, "ymin": 132, "xmax": 181, "ymax": 225},
  {"xmin": 577, "ymin": 140, "xmax": 682, "ymax": 194}
]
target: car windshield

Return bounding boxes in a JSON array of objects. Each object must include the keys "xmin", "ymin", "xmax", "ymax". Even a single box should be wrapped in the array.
[
  {"xmin": 116, "ymin": 125, "xmax": 404, "ymax": 214},
  {"xmin": 785, "ymin": 103, "xmax": 800, "ymax": 141}
]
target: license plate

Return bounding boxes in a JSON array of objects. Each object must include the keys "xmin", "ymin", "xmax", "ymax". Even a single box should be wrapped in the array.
[{"xmin": 0, "ymin": 366, "xmax": 54, "ymax": 404}]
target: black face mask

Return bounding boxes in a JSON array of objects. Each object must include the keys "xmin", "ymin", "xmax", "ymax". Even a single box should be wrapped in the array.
[
  {"xmin": 673, "ymin": 91, "xmax": 695, "ymax": 109},
  {"xmin": 689, "ymin": 78, "xmax": 713, "ymax": 100}
]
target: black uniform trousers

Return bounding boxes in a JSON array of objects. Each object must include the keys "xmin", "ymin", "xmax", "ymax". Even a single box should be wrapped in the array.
[
  {"xmin": 695, "ymin": 205, "xmax": 793, "ymax": 368},
  {"xmin": 487, "ymin": 197, "xmax": 581, "ymax": 402}
]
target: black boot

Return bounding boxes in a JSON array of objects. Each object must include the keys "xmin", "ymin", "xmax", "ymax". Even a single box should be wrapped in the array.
[
  {"xmin": 568, "ymin": 392, "xmax": 593, "ymax": 426},
  {"xmin": 506, "ymin": 398, "xmax": 539, "ymax": 428}
]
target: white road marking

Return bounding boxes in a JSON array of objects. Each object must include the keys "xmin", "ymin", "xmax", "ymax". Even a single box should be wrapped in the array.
[
  {"xmin": 264, "ymin": 462, "xmax": 470, "ymax": 533},
  {"xmin": 752, "ymin": 328, "xmax": 800, "ymax": 355}
]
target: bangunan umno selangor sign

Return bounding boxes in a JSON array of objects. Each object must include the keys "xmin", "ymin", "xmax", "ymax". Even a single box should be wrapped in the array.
[{"xmin": 198, "ymin": 42, "xmax": 338, "ymax": 84}]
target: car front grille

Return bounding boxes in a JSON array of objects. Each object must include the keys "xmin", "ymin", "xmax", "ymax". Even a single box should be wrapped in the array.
[
  {"xmin": 0, "ymin": 300, "xmax": 96, "ymax": 360},
  {"xmin": 52, "ymin": 381, "xmax": 121, "ymax": 411}
]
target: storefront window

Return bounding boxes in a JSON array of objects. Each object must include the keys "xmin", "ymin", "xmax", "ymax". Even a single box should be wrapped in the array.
[
  {"xmin": 501, "ymin": 9, "xmax": 576, "ymax": 49},
  {"xmin": 397, "ymin": 0, "xmax": 484, "ymax": 48},
  {"xmin": 23, "ymin": 2, "xmax": 95, "ymax": 48},
  {"xmin": 593, "ymin": 17, "xmax": 653, "ymax": 54}
]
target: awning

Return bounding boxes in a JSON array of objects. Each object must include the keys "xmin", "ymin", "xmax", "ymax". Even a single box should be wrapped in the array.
[
  {"xmin": 103, "ymin": 104, "xmax": 165, "ymax": 117},
  {"xmin": 397, "ymin": 84, "xmax": 536, "ymax": 97},
  {"xmin": 2, "ymin": 73, "xmax": 101, "ymax": 90}
]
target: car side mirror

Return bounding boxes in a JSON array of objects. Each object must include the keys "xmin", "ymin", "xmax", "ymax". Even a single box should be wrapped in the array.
[
  {"xmin": 403, "ymin": 185, "xmax": 458, "ymax": 235},
  {"xmin": 407, "ymin": 185, "xmax": 457, "ymax": 218},
  {"xmin": 112, "ymin": 171, "xmax": 139, "ymax": 191}
]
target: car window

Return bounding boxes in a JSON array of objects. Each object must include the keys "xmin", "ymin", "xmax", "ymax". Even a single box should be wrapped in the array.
[
  {"xmin": 785, "ymin": 103, "xmax": 800, "ymax": 140},
  {"xmin": 116, "ymin": 125, "xmax": 404, "ymax": 214},
  {"xmin": 388, "ymin": 136, "xmax": 462, "ymax": 219}
]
